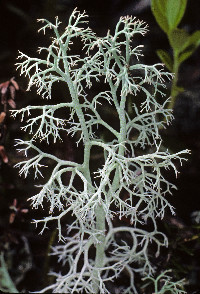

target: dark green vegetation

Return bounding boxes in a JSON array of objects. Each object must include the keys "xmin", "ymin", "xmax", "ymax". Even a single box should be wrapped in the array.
[{"xmin": 151, "ymin": 0, "xmax": 200, "ymax": 108}]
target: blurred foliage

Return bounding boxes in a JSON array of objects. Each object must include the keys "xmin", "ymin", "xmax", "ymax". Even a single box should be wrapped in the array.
[
  {"xmin": 151, "ymin": 0, "xmax": 200, "ymax": 109},
  {"xmin": 0, "ymin": 253, "xmax": 18, "ymax": 293}
]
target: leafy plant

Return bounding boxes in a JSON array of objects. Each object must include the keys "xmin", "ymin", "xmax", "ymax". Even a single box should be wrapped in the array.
[
  {"xmin": 12, "ymin": 9, "xmax": 189, "ymax": 293},
  {"xmin": 151, "ymin": 0, "xmax": 200, "ymax": 109}
]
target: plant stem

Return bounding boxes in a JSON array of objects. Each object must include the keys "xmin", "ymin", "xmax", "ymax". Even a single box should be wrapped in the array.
[{"xmin": 168, "ymin": 54, "xmax": 179, "ymax": 110}]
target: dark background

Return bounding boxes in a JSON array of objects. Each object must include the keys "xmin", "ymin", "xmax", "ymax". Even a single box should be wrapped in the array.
[{"xmin": 0, "ymin": 0, "xmax": 200, "ymax": 292}]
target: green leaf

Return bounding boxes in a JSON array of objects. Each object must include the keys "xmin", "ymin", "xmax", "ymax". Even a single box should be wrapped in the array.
[
  {"xmin": 178, "ymin": 45, "xmax": 196, "ymax": 64},
  {"xmin": 178, "ymin": 30, "xmax": 200, "ymax": 64},
  {"xmin": 169, "ymin": 29, "xmax": 189, "ymax": 54},
  {"xmin": 166, "ymin": 0, "xmax": 187, "ymax": 31},
  {"xmin": 151, "ymin": 0, "xmax": 169, "ymax": 33},
  {"xmin": 181, "ymin": 30, "xmax": 200, "ymax": 51},
  {"xmin": 157, "ymin": 49, "xmax": 173, "ymax": 72}
]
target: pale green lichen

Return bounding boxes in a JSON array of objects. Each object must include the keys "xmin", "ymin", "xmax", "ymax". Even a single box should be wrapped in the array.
[{"xmin": 12, "ymin": 8, "xmax": 189, "ymax": 293}]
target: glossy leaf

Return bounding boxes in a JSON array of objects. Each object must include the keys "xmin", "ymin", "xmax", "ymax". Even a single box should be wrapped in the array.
[
  {"xmin": 157, "ymin": 49, "xmax": 173, "ymax": 72},
  {"xmin": 151, "ymin": 0, "xmax": 169, "ymax": 33},
  {"xmin": 166, "ymin": 0, "xmax": 187, "ymax": 30}
]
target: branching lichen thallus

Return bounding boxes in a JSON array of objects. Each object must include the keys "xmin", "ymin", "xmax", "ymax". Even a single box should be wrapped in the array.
[{"xmin": 12, "ymin": 9, "xmax": 189, "ymax": 294}]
